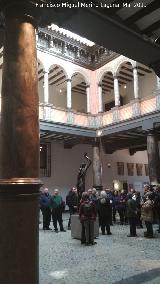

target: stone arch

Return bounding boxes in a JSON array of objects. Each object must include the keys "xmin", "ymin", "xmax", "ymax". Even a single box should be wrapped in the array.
[
  {"xmin": 101, "ymin": 71, "xmax": 115, "ymax": 111},
  {"xmin": 37, "ymin": 59, "xmax": 45, "ymax": 103},
  {"xmin": 71, "ymin": 69, "xmax": 90, "ymax": 85},
  {"xmin": 97, "ymin": 68, "xmax": 113, "ymax": 85},
  {"xmin": 115, "ymin": 58, "xmax": 134, "ymax": 76},
  {"xmin": 48, "ymin": 62, "xmax": 68, "ymax": 79},
  {"xmin": 48, "ymin": 64, "xmax": 68, "ymax": 108},
  {"xmin": 115, "ymin": 61, "xmax": 134, "ymax": 106},
  {"xmin": 71, "ymin": 71, "xmax": 88, "ymax": 113}
]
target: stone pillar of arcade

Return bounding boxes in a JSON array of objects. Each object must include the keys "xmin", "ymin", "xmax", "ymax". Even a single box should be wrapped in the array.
[
  {"xmin": 92, "ymin": 138, "xmax": 103, "ymax": 191},
  {"xmin": 67, "ymin": 78, "xmax": 72, "ymax": 109},
  {"xmin": 147, "ymin": 131, "xmax": 160, "ymax": 185},
  {"xmin": 133, "ymin": 66, "xmax": 139, "ymax": 99},
  {"xmin": 0, "ymin": 2, "xmax": 42, "ymax": 284},
  {"xmin": 114, "ymin": 75, "xmax": 120, "ymax": 107}
]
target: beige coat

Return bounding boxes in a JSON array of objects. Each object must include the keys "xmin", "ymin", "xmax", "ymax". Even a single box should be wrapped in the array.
[{"xmin": 141, "ymin": 199, "xmax": 154, "ymax": 223}]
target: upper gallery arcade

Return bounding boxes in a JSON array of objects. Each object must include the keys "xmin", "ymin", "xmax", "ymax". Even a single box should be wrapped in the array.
[{"xmin": 0, "ymin": 24, "xmax": 159, "ymax": 126}]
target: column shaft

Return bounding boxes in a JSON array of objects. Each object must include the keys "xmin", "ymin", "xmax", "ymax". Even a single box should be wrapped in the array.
[
  {"xmin": 44, "ymin": 71, "xmax": 49, "ymax": 103},
  {"xmin": 114, "ymin": 76, "xmax": 120, "ymax": 106},
  {"xmin": 0, "ymin": 6, "xmax": 41, "ymax": 284},
  {"xmin": 156, "ymin": 76, "xmax": 160, "ymax": 89},
  {"xmin": 86, "ymin": 86, "xmax": 90, "ymax": 113},
  {"xmin": 92, "ymin": 141, "xmax": 102, "ymax": 190},
  {"xmin": 147, "ymin": 132, "xmax": 160, "ymax": 185},
  {"xmin": 98, "ymin": 84, "xmax": 103, "ymax": 112},
  {"xmin": 67, "ymin": 79, "xmax": 72, "ymax": 109},
  {"xmin": 133, "ymin": 67, "xmax": 139, "ymax": 99}
]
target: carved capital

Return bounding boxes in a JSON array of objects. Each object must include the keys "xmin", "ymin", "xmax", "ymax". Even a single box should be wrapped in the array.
[
  {"xmin": 1, "ymin": 1, "xmax": 46, "ymax": 27},
  {"xmin": 92, "ymin": 137, "xmax": 100, "ymax": 147},
  {"xmin": 113, "ymin": 75, "xmax": 118, "ymax": 80}
]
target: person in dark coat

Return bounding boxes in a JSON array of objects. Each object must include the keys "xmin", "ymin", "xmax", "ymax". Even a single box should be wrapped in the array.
[
  {"xmin": 112, "ymin": 191, "xmax": 120, "ymax": 223},
  {"xmin": 39, "ymin": 188, "xmax": 52, "ymax": 230},
  {"xmin": 118, "ymin": 190, "xmax": 127, "ymax": 225},
  {"xmin": 88, "ymin": 188, "xmax": 99, "ymax": 210},
  {"xmin": 127, "ymin": 193, "xmax": 138, "ymax": 237},
  {"xmin": 79, "ymin": 192, "xmax": 97, "ymax": 246},
  {"xmin": 134, "ymin": 191, "xmax": 143, "ymax": 228},
  {"xmin": 50, "ymin": 189, "xmax": 66, "ymax": 233},
  {"xmin": 154, "ymin": 187, "xmax": 160, "ymax": 233},
  {"xmin": 98, "ymin": 191, "xmax": 112, "ymax": 235},
  {"xmin": 141, "ymin": 192, "xmax": 154, "ymax": 238},
  {"xmin": 66, "ymin": 187, "xmax": 78, "ymax": 230},
  {"xmin": 105, "ymin": 188, "xmax": 114, "ymax": 225}
]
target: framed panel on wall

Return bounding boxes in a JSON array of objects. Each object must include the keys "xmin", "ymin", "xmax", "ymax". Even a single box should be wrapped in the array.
[
  {"xmin": 40, "ymin": 142, "xmax": 51, "ymax": 177},
  {"xmin": 127, "ymin": 163, "xmax": 134, "ymax": 176},
  {"xmin": 117, "ymin": 162, "xmax": 124, "ymax": 176},
  {"xmin": 136, "ymin": 163, "xmax": 143, "ymax": 176}
]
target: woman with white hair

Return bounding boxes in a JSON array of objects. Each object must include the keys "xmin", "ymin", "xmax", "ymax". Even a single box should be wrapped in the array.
[{"xmin": 98, "ymin": 191, "xmax": 112, "ymax": 235}]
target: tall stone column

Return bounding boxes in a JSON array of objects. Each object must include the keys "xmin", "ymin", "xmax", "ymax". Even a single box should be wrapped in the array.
[
  {"xmin": 133, "ymin": 67, "xmax": 139, "ymax": 99},
  {"xmin": 92, "ymin": 139, "xmax": 103, "ymax": 190},
  {"xmin": 67, "ymin": 78, "xmax": 72, "ymax": 109},
  {"xmin": 156, "ymin": 76, "xmax": 160, "ymax": 89},
  {"xmin": 98, "ymin": 83, "xmax": 103, "ymax": 112},
  {"xmin": 44, "ymin": 69, "xmax": 49, "ymax": 103},
  {"xmin": 114, "ymin": 75, "xmax": 120, "ymax": 106},
  {"xmin": 147, "ymin": 131, "xmax": 160, "ymax": 185},
  {"xmin": 0, "ymin": 3, "xmax": 41, "ymax": 284},
  {"xmin": 86, "ymin": 85, "xmax": 90, "ymax": 113}
]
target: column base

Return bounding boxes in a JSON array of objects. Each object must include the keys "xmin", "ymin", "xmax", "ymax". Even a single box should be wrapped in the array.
[
  {"xmin": 0, "ymin": 178, "xmax": 42, "ymax": 284},
  {"xmin": 93, "ymin": 185, "xmax": 103, "ymax": 191}
]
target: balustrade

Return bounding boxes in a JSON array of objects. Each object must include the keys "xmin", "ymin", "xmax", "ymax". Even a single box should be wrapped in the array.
[{"xmin": 38, "ymin": 94, "xmax": 159, "ymax": 128}]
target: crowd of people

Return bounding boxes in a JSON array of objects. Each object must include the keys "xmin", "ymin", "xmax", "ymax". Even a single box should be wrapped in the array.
[{"xmin": 39, "ymin": 185, "xmax": 160, "ymax": 245}]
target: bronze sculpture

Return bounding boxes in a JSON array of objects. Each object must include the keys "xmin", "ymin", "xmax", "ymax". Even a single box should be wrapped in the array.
[{"xmin": 77, "ymin": 153, "xmax": 92, "ymax": 204}]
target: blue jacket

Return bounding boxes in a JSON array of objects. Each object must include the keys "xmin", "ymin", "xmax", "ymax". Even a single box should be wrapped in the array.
[{"xmin": 40, "ymin": 193, "xmax": 51, "ymax": 208}]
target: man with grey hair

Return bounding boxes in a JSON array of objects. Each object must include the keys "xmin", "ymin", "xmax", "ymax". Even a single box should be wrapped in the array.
[
  {"xmin": 39, "ymin": 187, "xmax": 52, "ymax": 230},
  {"xmin": 50, "ymin": 189, "xmax": 66, "ymax": 233}
]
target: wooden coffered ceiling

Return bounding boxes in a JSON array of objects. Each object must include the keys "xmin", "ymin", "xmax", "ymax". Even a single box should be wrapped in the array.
[
  {"xmin": 102, "ymin": 126, "xmax": 160, "ymax": 154},
  {"xmin": 40, "ymin": 125, "xmax": 160, "ymax": 153},
  {"xmin": 40, "ymin": 129, "xmax": 93, "ymax": 147}
]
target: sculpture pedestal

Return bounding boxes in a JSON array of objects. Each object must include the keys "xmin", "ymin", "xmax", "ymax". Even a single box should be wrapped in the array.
[{"xmin": 71, "ymin": 214, "xmax": 99, "ymax": 239}]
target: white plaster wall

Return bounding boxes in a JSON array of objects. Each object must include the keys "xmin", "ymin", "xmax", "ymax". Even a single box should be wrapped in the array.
[
  {"xmin": 41, "ymin": 143, "xmax": 93, "ymax": 201},
  {"xmin": 38, "ymin": 79, "xmax": 44, "ymax": 103},
  {"xmin": 49, "ymin": 85, "xmax": 67, "ymax": 108},
  {"xmin": 139, "ymin": 71, "xmax": 156, "ymax": 99},
  {"xmin": 72, "ymin": 91, "xmax": 87, "ymax": 113},
  {"xmin": 120, "ymin": 80, "xmax": 134, "ymax": 104},
  {"xmin": 101, "ymin": 149, "xmax": 149, "ymax": 193},
  {"xmin": 48, "ymin": 85, "xmax": 87, "ymax": 111},
  {"xmin": 102, "ymin": 89, "xmax": 114, "ymax": 107},
  {"xmin": 41, "ymin": 142, "xmax": 149, "ymax": 200}
]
